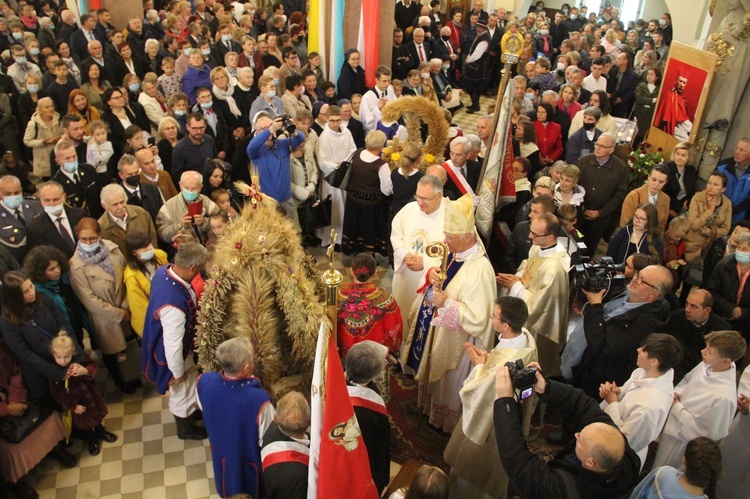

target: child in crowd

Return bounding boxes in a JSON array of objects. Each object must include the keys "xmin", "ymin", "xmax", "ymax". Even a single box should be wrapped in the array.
[
  {"xmin": 86, "ymin": 120, "xmax": 115, "ymax": 186},
  {"xmin": 210, "ymin": 188, "xmax": 239, "ymax": 223},
  {"xmin": 653, "ymin": 330, "xmax": 746, "ymax": 469},
  {"xmin": 557, "ymin": 203, "xmax": 582, "ymax": 242},
  {"xmin": 224, "ymin": 51, "xmax": 239, "ymax": 86},
  {"xmin": 48, "ymin": 333, "xmax": 117, "ymax": 456},
  {"xmin": 389, "ymin": 465, "xmax": 448, "ymax": 499},
  {"xmin": 599, "ymin": 333, "xmax": 682, "ymax": 469},
  {"xmin": 158, "ymin": 57, "xmax": 183, "ymax": 101},
  {"xmin": 632, "ymin": 437, "xmax": 722, "ymax": 499},
  {"xmin": 663, "ymin": 214, "xmax": 688, "ymax": 288},
  {"xmin": 206, "ymin": 212, "xmax": 229, "ymax": 250}
]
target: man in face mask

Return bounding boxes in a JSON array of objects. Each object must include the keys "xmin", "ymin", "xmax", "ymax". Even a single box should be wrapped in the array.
[
  {"xmin": 192, "ymin": 86, "xmax": 229, "ymax": 159},
  {"xmin": 48, "ymin": 115, "xmax": 88, "ymax": 175},
  {"xmin": 0, "ymin": 175, "xmax": 44, "ymax": 262},
  {"xmin": 98, "ymin": 183, "xmax": 158, "ymax": 254},
  {"xmin": 28, "ymin": 181, "xmax": 87, "ymax": 258},
  {"xmin": 50, "ymin": 139, "xmax": 103, "ymax": 218},
  {"xmin": 117, "ymin": 154, "xmax": 164, "ymax": 223},
  {"xmin": 156, "ymin": 170, "xmax": 220, "ymax": 245}
]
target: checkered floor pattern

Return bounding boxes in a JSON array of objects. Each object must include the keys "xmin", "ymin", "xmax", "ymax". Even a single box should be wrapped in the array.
[{"xmin": 21, "ymin": 97, "xmax": 493, "ymax": 499}]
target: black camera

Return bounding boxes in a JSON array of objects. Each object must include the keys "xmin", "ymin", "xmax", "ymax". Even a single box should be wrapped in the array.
[
  {"xmin": 505, "ymin": 359, "xmax": 539, "ymax": 400},
  {"xmin": 570, "ymin": 256, "xmax": 626, "ymax": 293},
  {"xmin": 275, "ymin": 114, "xmax": 296, "ymax": 137}
]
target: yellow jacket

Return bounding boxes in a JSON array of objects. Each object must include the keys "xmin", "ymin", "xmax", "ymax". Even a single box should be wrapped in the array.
[{"xmin": 123, "ymin": 249, "xmax": 168, "ymax": 337}]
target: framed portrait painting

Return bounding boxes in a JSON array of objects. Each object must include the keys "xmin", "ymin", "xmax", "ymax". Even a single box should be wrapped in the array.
[{"xmin": 647, "ymin": 42, "xmax": 717, "ymax": 154}]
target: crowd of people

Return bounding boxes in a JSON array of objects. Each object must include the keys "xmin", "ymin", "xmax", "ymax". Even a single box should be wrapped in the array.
[{"xmin": 0, "ymin": 0, "xmax": 748, "ymax": 499}]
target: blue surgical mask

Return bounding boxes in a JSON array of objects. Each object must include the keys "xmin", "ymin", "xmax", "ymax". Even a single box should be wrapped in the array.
[
  {"xmin": 202, "ymin": 49, "xmax": 211, "ymax": 56},
  {"xmin": 4, "ymin": 195, "xmax": 22, "ymax": 209},
  {"xmin": 14, "ymin": 56, "xmax": 26, "ymax": 64},
  {"xmin": 570, "ymin": 14, "xmax": 576, "ymax": 21},
  {"xmin": 27, "ymin": 84, "xmax": 39, "ymax": 93},
  {"xmin": 442, "ymin": 64, "xmax": 450, "ymax": 70},
  {"xmin": 174, "ymin": 109, "xmax": 186, "ymax": 116},
  {"xmin": 138, "ymin": 248, "xmax": 155, "ymax": 261},
  {"xmin": 183, "ymin": 48, "xmax": 191, "ymax": 57},
  {"xmin": 128, "ymin": 83, "xmax": 140, "ymax": 92},
  {"xmin": 562, "ymin": 8, "xmax": 568, "ymax": 14},
  {"xmin": 659, "ymin": 19, "xmax": 667, "ymax": 26},
  {"xmin": 266, "ymin": 90, "xmax": 276, "ymax": 98},
  {"xmin": 200, "ymin": 101, "xmax": 213, "ymax": 109},
  {"xmin": 540, "ymin": 29, "xmax": 549, "ymax": 36},
  {"xmin": 736, "ymin": 251, "xmax": 750, "ymax": 263},
  {"xmin": 44, "ymin": 203, "xmax": 63, "ymax": 216},
  {"xmin": 182, "ymin": 189, "xmax": 199, "ymax": 202},
  {"xmin": 273, "ymin": 77, "xmax": 279, "ymax": 85},
  {"xmin": 48, "ymin": 24, "xmax": 54, "ymax": 30},
  {"xmin": 29, "ymin": 48, "xmax": 39, "ymax": 56},
  {"xmin": 221, "ymin": 34, "xmax": 231, "ymax": 42},
  {"xmin": 63, "ymin": 160, "xmax": 78, "ymax": 173},
  {"xmin": 79, "ymin": 241, "xmax": 100, "ymax": 253},
  {"xmin": 11, "ymin": 32, "xmax": 22, "ymax": 40}
]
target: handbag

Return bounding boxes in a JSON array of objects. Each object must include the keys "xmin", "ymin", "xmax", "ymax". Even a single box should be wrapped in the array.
[
  {"xmin": 0, "ymin": 403, "xmax": 54, "ymax": 444},
  {"xmin": 324, "ymin": 150, "xmax": 358, "ymax": 190},
  {"xmin": 298, "ymin": 196, "xmax": 332, "ymax": 233}
]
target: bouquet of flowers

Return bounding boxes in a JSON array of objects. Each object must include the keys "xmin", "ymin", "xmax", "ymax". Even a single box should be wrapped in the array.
[{"xmin": 627, "ymin": 142, "xmax": 664, "ymax": 191}]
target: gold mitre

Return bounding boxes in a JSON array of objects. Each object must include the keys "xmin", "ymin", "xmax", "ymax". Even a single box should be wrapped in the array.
[{"xmin": 444, "ymin": 193, "xmax": 475, "ymax": 234}]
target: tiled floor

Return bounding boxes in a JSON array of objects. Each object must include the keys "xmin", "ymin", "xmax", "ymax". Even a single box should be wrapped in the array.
[{"xmin": 21, "ymin": 97, "xmax": 493, "ymax": 498}]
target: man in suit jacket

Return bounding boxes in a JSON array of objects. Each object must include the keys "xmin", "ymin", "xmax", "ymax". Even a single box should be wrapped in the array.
[
  {"xmin": 0, "ymin": 175, "xmax": 44, "ymax": 263},
  {"xmin": 486, "ymin": 14, "xmax": 504, "ymax": 92},
  {"xmin": 28, "ymin": 181, "xmax": 88, "ymax": 259},
  {"xmin": 98, "ymin": 184, "xmax": 159, "ymax": 254},
  {"xmin": 443, "ymin": 137, "xmax": 480, "ymax": 197},
  {"xmin": 405, "ymin": 28, "xmax": 431, "ymax": 72},
  {"xmin": 608, "ymin": 53, "xmax": 639, "ymax": 118},
  {"xmin": 48, "ymin": 115, "xmax": 88, "ymax": 177},
  {"xmin": 70, "ymin": 14, "xmax": 99, "ymax": 62},
  {"xmin": 136, "ymin": 149, "xmax": 179, "ymax": 203},
  {"xmin": 50, "ymin": 140, "xmax": 104, "ymax": 219},
  {"xmin": 118, "ymin": 154, "xmax": 164, "ymax": 223},
  {"xmin": 82, "ymin": 39, "xmax": 118, "ymax": 87},
  {"xmin": 431, "ymin": 26, "xmax": 459, "ymax": 78},
  {"xmin": 211, "ymin": 24, "xmax": 242, "ymax": 68}
]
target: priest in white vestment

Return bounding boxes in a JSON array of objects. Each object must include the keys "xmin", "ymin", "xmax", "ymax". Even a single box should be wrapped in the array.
[
  {"xmin": 400, "ymin": 193, "xmax": 495, "ymax": 433},
  {"xmin": 315, "ymin": 105, "xmax": 356, "ymax": 246},
  {"xmin": 717, "ymin": 365, "xmax": 750, "ymax": 499},
  {"xmin": 444, "ymin": 296, "xmax": 538, "ymax": 499},
  {"xmin": 391, "ymin": 175, "xmax": 447, "ymax": 339},
  {"xmin": 497, "ymin": 213, "xmax": 570, "ymax": 377}
]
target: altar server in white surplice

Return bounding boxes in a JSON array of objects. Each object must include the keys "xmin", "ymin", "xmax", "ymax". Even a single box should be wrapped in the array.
[
  {"xmin": 315, "ymin": 105, "xmax": 356, "ymax": 246},
  {"xmin": 653, "ymin": 330, "xmax": 747, "ymax": 469}
]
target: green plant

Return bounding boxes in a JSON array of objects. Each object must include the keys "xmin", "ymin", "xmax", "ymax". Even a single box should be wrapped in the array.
[{"xmin": 627, "ymin": 142, "xmax": 664, "ymax": 192}]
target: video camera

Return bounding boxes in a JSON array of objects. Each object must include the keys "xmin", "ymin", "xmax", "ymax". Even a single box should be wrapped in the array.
[
  {"xmin": 505, "ymin": 359, "xmax": 540, "ymax": 400},
  {"xmin": 570, "ymin": 256, "xmax": 626, "ymax": 293},
  {"xmin": 274, "ymin": 114, "xmax": 297, "ymax": 137}
]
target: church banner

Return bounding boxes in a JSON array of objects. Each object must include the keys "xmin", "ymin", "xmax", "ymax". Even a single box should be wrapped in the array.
[{"xmin": 476, "ymin": 78, "xmax": 515, "ymax": 240}]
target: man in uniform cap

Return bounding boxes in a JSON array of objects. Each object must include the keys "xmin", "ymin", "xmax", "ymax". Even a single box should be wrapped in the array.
[{"xmin": 401, "ymin": 193, "xmax": 496, "ymax": 432}]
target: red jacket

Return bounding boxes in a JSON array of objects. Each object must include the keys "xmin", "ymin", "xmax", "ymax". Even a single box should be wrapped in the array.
[{"xmin": 533, "ymin": 120, "xmax": 563, "ymax": 162}]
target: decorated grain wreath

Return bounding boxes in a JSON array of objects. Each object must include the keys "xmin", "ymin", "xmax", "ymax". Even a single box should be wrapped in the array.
[
  {"xmin": 196, "ymin": 182, "xmax": 325, "ymax": 400},
  {"xmin": 380, "ymin": 96, "xmax": 450, "ymax": 170}
]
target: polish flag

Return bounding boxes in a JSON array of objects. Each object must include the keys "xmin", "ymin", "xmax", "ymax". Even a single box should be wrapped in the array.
[{"xmin": 307, "ymin": 321, "xmax": 379, "ymax": 499}]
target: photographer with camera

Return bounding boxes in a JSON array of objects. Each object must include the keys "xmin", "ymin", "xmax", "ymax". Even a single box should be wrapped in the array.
[
  {"xmin": 247, "ymin": 112, "xmax": 305, "ymax": 222},
  {"xmin": 444, "ymin": 296, "xmax": 538, "ymax": 499},
  {"xmin": 493, "ymin": 361, "xmax": 641, "ymax": 498},
  {"xmin": 561, "ymin": 264, "xmax": 672, "ymax": 405}
]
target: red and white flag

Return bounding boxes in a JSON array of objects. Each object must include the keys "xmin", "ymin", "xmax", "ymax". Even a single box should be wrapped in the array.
[{"xmin": 308, "ymin": 321, "xmax": 379, "ymax": 499}]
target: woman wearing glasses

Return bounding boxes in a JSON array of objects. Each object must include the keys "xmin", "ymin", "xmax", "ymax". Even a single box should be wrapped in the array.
[
  {"xmin": 100, "ymin": 88, "xmax": 140, "ymax": 144},
  {"xmin": 607, "ymin": 203, "xmax": 664, "ymax": 264}
]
